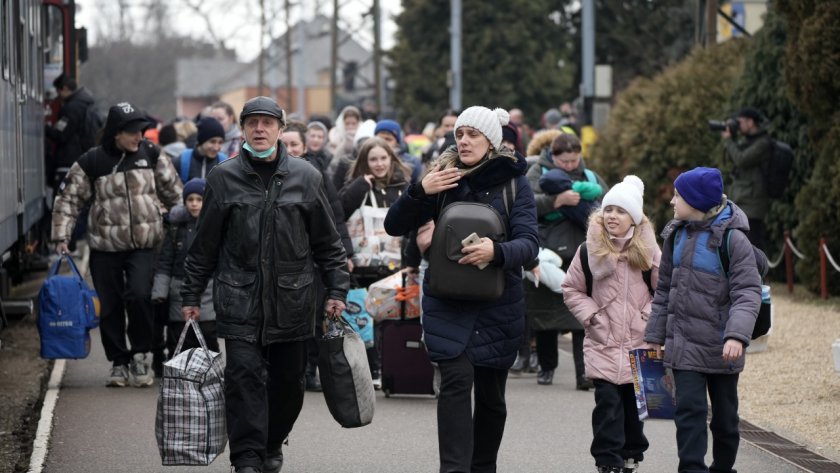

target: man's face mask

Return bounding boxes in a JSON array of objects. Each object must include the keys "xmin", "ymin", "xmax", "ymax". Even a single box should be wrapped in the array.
[{"xmin": 243, "ymin": 141, "xmax": 276, "ymax": 159}]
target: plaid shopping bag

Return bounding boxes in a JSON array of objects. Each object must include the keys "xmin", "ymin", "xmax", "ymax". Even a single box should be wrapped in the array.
[{"xmin": 155, "ymin": 319, "xmax": 226, "ymax": 465}]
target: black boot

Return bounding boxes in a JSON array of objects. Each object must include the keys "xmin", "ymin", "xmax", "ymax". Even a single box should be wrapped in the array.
[
  {"xmin": 577, "ymin": 375, "xmax": 594, "ymax": 391},
  {"xmin": 305, "ymin": 372, "xmax": 322, "ymax": 392},
  {"xmin": 596, "ymin": 465, "xmax": 622, "ymax": 473},
  {"xmin": 537, "ymin": 369, "xmax": 554, "ymax": 385},
  {"xmin": 263, "ymin": 445, "xmax": 283, "ymax": 473}
]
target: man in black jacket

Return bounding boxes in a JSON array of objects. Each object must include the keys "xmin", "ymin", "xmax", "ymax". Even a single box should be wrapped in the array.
[
  {"xmin": 46, "ymin": 74, "xmax": 96, "ymax": 188},
  {"xmin": 180, "ymin": 96, "xmax": 349, "ymax": 473}
]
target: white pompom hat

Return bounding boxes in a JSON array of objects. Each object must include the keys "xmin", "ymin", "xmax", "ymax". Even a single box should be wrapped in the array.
[
  {"xmin": 454, "ymin": 106, "xmax": 510, "ymax": 150},
  {"xmin": 601, "ymin": 175, "xmax": 645, "ymax": 225}
]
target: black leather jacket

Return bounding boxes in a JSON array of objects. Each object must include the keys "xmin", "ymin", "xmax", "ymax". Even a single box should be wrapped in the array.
[{"xmin": 181, "ymin": 144, "xmax": 350, "ymax": 344}]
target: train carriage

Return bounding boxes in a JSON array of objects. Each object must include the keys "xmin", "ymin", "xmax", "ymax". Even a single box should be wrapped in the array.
[{"xmin": 0, "ymin": 0, "xmax": 84, "ymax": 325}]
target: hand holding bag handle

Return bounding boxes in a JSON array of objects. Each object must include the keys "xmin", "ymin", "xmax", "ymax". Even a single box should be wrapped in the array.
[{"xmin": 173, "ymin": 319, "xmax": 224, "ymax": 380}]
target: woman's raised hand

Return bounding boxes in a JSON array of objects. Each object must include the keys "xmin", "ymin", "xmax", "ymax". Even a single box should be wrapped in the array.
[{"xmin": 421, "ymin": 164, "xmax": 461, "ymax": 195}]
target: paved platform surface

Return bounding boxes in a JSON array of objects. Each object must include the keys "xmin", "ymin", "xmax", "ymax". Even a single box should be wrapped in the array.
[{"xmin": 42, "ymin": 331, "xmax": 805, "ymax": 472}]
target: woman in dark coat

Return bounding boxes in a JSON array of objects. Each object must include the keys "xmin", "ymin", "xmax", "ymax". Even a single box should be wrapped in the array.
[
  {"xmin": 524, "ymin": 132, "xmax": 607, "ymax": 390},
  {"xmin": 385, "ymin": 106, "xmax": 539, "ymax": 473}
]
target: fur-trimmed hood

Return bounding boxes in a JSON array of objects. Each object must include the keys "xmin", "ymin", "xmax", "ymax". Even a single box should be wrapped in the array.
[
  {"xmin": 585, "ymin": 215, "xmax": 658, "ymax": 281},
  {"xmin": 526, "ymin": 129, "xmax": 563, "ymax": 157}
]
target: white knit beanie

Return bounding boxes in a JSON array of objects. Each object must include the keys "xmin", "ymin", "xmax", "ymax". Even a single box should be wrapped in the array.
[
  {"xmin": 601, "ymin": 175, "xmax": 645, "ymax": 225},
  {"xmin": 454, "ymin": 106, "xmax": 510, "ymax": 150}
]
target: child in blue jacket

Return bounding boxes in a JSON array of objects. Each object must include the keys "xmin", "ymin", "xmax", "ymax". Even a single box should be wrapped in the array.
[{"xmin": 645, "ymin": 167, "xmax": 764, "ymax": 473}]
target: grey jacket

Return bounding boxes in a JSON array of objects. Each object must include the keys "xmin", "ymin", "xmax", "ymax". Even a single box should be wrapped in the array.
[{"xmin": 645, "ymin": 201, "xmax": 761, "ymax": 374}]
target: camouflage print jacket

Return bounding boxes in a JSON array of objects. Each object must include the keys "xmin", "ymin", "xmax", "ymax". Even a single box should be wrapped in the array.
[{"xmin": 52, "ymin": 140, "xmax": 183, "ymax": 251}]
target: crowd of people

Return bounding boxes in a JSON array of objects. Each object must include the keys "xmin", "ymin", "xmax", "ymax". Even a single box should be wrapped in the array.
[{"xmin": 45, "ymin": 76, "xmax": 771, "ymax": 473}]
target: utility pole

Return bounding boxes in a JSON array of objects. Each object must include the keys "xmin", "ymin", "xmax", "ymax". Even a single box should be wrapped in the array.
[
  {"xmin": 449, "ymin": 0, "xmax": 462, "ymax": 111},
  {"xmin": 285, "ymin": 0, "xmax": 293, "ymax": 110},
  {"xmin": 330, "ymin": 0, "xmax": 339, "ymax": 116},
  {"xmin": 373, "ymin": 0, "xmax": 382, "ymax": 113},
  {"xmin": 258, "ymin": 0, "xmax": 265, "ymax": 96},
  {"xmin": 705, "ymin": 0, "xmax": 718, "ymax": 46},
  {"xmin": 581, "ymin": 0, "xmax": 594, "ymax": 125},
  {"xmin": 296, "ymin": 19, "xmax": 306, "ymax": 116}
]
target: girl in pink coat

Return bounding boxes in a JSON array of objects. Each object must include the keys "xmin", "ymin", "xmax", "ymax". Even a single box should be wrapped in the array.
[{"xmin": 561, "ymin": 175, "xmax": 662, "ymax": 473}]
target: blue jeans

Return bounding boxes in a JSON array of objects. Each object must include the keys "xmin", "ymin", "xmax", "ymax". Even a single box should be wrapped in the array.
[{"xmin": 673, "ymin": 370, "xmax": 740, "ymax": 473}]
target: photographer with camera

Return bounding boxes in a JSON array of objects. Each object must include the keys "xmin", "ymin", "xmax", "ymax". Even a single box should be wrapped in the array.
[{"xmin": 716, "ymin": 107, "xmax": 773, "ymax": 251}]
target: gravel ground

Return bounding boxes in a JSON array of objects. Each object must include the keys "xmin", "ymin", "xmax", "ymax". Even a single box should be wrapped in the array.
[
  {"xmin": 739, "ymin": 283, "xmax": 840, "ymax": 462},
  {"xmin": 0, "ymin": 317, "xmax": 50, "ymax": 473}
]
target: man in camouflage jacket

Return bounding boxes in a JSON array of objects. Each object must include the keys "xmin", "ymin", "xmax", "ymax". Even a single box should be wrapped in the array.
[{"xmin": 52, "ymin": 101, "xmax": 182, "ymax": 388}]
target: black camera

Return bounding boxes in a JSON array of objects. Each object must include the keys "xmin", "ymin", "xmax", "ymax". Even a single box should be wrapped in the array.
[{"xmin": 708, "ymin": 117, "xmax": 739, "ymax": 135}]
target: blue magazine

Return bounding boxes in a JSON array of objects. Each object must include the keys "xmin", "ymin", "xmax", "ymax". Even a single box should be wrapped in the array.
[{"xmin": 629, "ymin": 348, "xmax": 676, "ymax": 420}]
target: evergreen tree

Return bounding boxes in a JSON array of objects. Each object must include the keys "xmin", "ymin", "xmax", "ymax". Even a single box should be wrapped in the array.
[
  {"xmin": 588, "ymin": 40, "xmax": 748, "ymax": 231},
  {"xmin": 777, "ymin": 1, "xmax": 840, "ymax": 293},
  {"xmin": 387, "ymin": 0, "xmax": 575, "ymax": 125},
  {"xmin": 589, "ymin": 0, "xmax": 695, "ymax": 93}
]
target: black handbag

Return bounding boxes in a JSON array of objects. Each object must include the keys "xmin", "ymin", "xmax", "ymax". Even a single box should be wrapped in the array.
[{"xmin": 318, "ymin": 317, "xmax": 375, "ymax": 428}]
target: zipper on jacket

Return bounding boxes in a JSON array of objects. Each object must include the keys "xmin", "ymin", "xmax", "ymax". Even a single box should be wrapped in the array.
[
  {"xmin": 256, "ymin": 166, "xmax": 284, "ymax": 346},
  {"xmin": 114, "ymin": 152, "xmax": 139, "ymax": 249}
]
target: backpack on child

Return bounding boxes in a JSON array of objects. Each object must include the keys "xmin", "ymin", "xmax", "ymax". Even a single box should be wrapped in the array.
[
  {"xmin": 38, "ymin": 254, "xmax": 100, "ymax": 359},
  {"xmin": 672, "ymin": 227, "xmax": 770, "ymax": 340},
  {"xmin": 578, "ymin": 242, "xmax": 654, "ymax": 297},
  {"xmin": 427, "ymin": 179, "xmax": 516, "ymax": 302},
  {"xmin": 178, "ymin": 149, "xmax": 228, "ymax": 183}
]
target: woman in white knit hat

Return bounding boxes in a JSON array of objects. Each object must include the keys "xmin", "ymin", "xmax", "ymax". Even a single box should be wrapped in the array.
[
  {"xmin": 561, "ymin": 175, "xmax": 662, "ymax": 473},
  {"xmin": 385, "ymin": 106, "xmax": 539, "ymax": 472}
]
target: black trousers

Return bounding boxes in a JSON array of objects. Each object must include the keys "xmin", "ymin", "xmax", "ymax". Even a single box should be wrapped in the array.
[
  {"xmin": 225, "ymin": 339, "xmax": 307, "ymax": 470},
  {"xmin": 535, "ymin": 330, "xmax": 585, "ymax": 378},
  {"xmin": 437, "ymin": 353, "xmax": 509, "ymax": 473},
  {"xmin": 673, "ymin": 370, "xmax": 740, "ymax": 473},
  {"xmin": 88, "ymin": 249, "xmax": 154, "ymax": 366},
  {"xmin": 591, "ymin": 380, "xmax": 648, "ymax": 468}
]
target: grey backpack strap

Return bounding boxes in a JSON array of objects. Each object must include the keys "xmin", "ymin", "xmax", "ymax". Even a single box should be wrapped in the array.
[{"xmin": 502, "ymin": 177, "xmax": 516, "ymax": 216}]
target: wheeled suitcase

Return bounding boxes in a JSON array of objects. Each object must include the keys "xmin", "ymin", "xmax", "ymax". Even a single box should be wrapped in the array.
[
  {"xmin": 378, "ymin": 319, "xmax": 436, "ymax": 397},
  {"xmin": 378, "ymin": 272, "xmax": 436, "ymax": 397}
]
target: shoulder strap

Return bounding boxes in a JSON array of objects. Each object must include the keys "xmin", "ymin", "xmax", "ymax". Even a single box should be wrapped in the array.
[
  {"xmin": 579, "ymin": 242, "xmax": 593, "ymax": 297},
  {"xmin": 501, "ymin": 177, "xmax": 516, "ymax": 217},
  {"xmin": 718, "ymin": 228, "xmax": 733, "ymax": 277},
  {"xmin": 642, "ymin": 269, "xmax": 654, "ymax": 295},
  {"xmin": 179, "ymin": 149, "xmax": 193, "ymax": 183}
]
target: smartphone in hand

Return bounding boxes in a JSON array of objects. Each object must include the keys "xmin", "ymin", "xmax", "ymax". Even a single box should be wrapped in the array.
[{"xmin": 461, "ymin": 232, "xmax": 489, "ymax": 270}]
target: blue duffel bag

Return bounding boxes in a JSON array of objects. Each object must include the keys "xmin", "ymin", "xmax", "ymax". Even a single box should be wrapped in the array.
[{"xmin": 38, "ymin": 254, "xmax": 99, "ymax": 359}]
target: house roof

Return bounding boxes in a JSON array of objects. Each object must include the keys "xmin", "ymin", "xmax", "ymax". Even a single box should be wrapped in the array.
[{"xmin": 175, "ymin": 14, "xmax": 379, "ymax": 98}]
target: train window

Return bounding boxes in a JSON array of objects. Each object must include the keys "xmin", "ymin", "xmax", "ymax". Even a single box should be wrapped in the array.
[
  {"xmin": 44, "ymin": 3, "xmax": 63, "ymax": 93},
  {"xmin": 1, "ymin": 0, "xmax": 8, "ymax": 81}
]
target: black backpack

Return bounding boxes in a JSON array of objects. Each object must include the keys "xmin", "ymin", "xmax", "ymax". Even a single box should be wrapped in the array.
[
  {"xmin": 763, "ymin": 139, "xmax": 794, "ymax": 199},
  {"xmin": 427, "ymin": 179, "xmax": 516, "ymax": 302},
  {"xmin": 717, "ymin": 229, "xmax": 771, "ymax": 339},
  {"xmin": 80, "ymin": 104, "xmax": 106, "ymax": 152},
  {"xmin": 578, "ymin": 242, "xmax": 654, "ymax": 297}
]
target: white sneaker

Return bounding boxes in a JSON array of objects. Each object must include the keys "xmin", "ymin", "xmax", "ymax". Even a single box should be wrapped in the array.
[
  {"xmin": 130, "ymin": 353, "xmax": 153, "ymax": 387},
  {"xmin": 372, "ymin": 374, "xmax": 382, "ymax": 391},
  {"xmin": 107, "ymin": 365, "xmax": 129, "ymax": 387}
]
